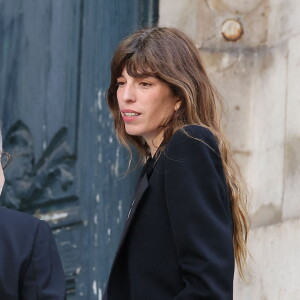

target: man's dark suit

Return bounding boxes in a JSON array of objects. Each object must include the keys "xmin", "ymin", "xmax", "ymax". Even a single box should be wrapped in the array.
[
  {"xmin": 104, "ymin": 125, "xmax": 234, "ymax": 300},
  {"xmin": 0, "ymin": 207, "xmax": 65, "ymax": 299}
]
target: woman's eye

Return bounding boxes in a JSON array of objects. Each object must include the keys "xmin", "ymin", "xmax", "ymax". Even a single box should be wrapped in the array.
[
  {"xmin": 117, "ymin": 81, "xmax": 125, "ymax": 87},
  {"xmin": 139, "ymin": 82, "xmax": 152, "ymax": 87}
]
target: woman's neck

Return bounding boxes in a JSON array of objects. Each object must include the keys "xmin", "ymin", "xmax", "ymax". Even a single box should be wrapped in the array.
[{"xmin": 144, "ymin": 131, "xmax": 164, "ymax": 158}]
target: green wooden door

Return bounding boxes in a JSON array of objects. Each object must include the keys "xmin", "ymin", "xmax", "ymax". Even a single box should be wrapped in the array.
[{"xmin": 0, "ymin": 0, "xmax": 158, "ymax": 298}]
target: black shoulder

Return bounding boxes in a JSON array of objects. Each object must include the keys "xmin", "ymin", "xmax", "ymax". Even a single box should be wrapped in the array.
[
  {"xmin": 0, "ymin": 207, "xmax": 41, "ymax": 229},
  {"xmin": 166, "ymin": 125, "xmax": 219, "ymax": 156}
]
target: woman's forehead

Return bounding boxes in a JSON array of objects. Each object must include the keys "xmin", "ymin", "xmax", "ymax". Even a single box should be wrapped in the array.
[
  {"xmin": 119, "ymin": 63, "xmax": 156, "ymax": 78},
  {"xmin": 120, "ymin": 66, "xmax": 150, "ymax": 76}
]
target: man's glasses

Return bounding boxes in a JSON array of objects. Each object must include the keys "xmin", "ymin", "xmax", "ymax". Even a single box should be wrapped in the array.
[{"xmin": 0, "ymin": 152, "xmax": 12, "ymax": 170}]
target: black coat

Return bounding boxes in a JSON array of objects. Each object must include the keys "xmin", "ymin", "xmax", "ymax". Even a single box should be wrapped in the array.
[
  {"xmin": 0, "ymin": 207, "xmax": 65, "ymax": 299},
  {"xmin": 105, "ymin": 125, "xmax": 234, "ymax": 300}
]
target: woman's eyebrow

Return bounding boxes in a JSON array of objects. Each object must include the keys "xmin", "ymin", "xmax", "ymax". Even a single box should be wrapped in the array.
[{"xmin": 136, "ymin": 73, "xmax": 156, "ymax": 79}]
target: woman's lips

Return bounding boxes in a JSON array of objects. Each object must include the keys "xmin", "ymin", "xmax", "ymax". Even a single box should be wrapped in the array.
[{"xmin": 121, "ymin": 109, "xmax": 141, "ymax": 122}]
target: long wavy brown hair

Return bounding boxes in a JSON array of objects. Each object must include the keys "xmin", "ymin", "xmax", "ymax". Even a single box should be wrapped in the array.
[{"xmin": 107, "ymin": 27, "xmax": 249, "ymax": 276}]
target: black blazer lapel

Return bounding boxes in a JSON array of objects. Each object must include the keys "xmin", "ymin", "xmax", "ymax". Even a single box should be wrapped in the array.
[
  {"xmin": 120, "ymin": 154, "xmax": 161, "ymax": 244},
  {"xmin": 117, "ymin": 172, "xmax": 149, "ymax": 250},
  {"xmin": 105, "ymin": 171, "xmax": 150, "ymax": 298},
  {"xmin": 112, "ymin": 157, "xmax": 156, "ymax": 260},
  {"xmin": 105, "ymin": 155, "xmax": 161, "ymax": 298}
]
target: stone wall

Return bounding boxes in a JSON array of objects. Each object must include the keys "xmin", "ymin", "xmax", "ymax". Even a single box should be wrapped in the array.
[{"xmin": 159, "ymin": 0, "xmax": 300, "ymax": 299}]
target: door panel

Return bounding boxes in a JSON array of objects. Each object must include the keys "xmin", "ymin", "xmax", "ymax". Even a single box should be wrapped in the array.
[{"xmin": 0, "ymin": 0, "xmax": 157, "ymax": 298}]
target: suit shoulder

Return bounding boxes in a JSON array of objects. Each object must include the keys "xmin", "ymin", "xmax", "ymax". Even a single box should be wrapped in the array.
[{"xmin": 0, "ymin": 207, "xmax": 41, "ymax": 230}]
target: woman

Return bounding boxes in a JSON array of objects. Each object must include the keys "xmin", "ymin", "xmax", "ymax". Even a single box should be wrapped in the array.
[
  {"xmin": 0, "ymin": 129, "xmax": 66, "ymax": 299},
  {"xmin": 104, "ymin": 27, "xmax": 249, "ymax": 299}
]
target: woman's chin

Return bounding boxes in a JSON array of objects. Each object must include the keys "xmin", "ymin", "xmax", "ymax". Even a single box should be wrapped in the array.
[
  {"xmin": 124, "ymin": 126, "xmax": 143, "ymax": 137},
  {"xmin": 125, "ymin": 131, "xmax": 141, "ymax": 137}
]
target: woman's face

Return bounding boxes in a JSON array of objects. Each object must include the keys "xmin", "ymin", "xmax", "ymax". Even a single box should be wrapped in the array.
[{"xmin": 117, "ymin": 67, "xmax": 180, "ymax": 149}]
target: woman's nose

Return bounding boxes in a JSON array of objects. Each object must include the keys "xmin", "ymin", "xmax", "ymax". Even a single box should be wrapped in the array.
[{"xmin": 122, "ymin": 83, "xmax": 136, "ymax": 103}]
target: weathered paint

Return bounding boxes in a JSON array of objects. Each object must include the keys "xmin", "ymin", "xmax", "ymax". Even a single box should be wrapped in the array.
[
  {"xmin": 92, "ymin": 281, "xmax": 97, "ymax": 295},
  {"xmin": 38, "ymin": 211, "xmax": 69, "ymax": 222},
  {"xmin": 98, "ymin": 289, "xmax": 102, "ymax": 300}
]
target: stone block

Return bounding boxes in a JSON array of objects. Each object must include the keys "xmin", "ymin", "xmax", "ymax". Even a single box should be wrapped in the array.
[
  {"xmin": 234, "ymin": 218, "xmax": 300, "ymax": 299},
  {"xmin": 159, "ymin": 0, "xmax": 214, "ymax": 48},
  {"xmin": 201, "ymin": 50, "xmax": 254, "ymax": 172},
  {"xmin": 268, "ymin": 0, "xmax": 300, "ymax": 46},
  {"xmin": 282, "ymin": 34, "xmax": 300, "ymax": 220},
  {"xmin": 159, "ymin": 0, "xmax": 269, "ymax": 50},
  {"xmin": 245, "ymin": 45, "xmax": 287, "ymax": 227},
  {"xmin": 201, "ymin": 44, "xmax": 287, "ymax": 227}
]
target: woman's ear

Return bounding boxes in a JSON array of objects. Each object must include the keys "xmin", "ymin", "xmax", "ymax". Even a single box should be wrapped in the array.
[{"xmin": 174, "ymin": 100, "xmax": 182, "ymax": 112}]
